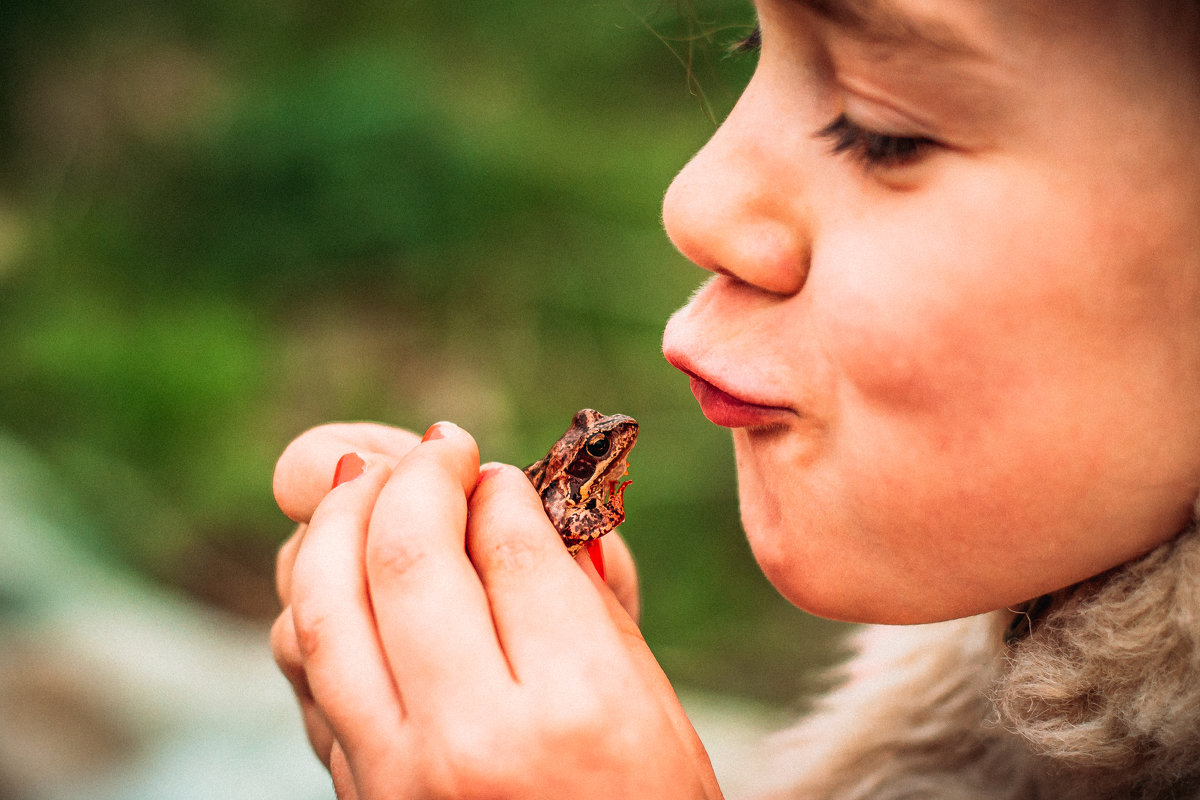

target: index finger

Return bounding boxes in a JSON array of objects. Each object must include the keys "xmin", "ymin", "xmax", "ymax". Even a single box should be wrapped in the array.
[
  {"xmin": 364, "ymin": 424, "xmax": 516, "ymax": 715},
  {"xmin": 465, "ymin": 464, "xmax": 625, "ymax": 680},
  {"xmin": 274, "ymin": 422, "xmax": 420, "ymax": 523}
]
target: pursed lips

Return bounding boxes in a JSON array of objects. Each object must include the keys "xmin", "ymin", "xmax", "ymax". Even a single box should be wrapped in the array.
[{"xmin": 663, "ymin": 348, "xmax": 796, "ymax": 430}]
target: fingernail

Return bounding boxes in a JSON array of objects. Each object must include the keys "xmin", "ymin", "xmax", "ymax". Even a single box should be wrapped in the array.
[
  {"xmin": 422, "ymin": 421, "xmax": 458, "ymax": 442},
  {"xmin": 476, "ymin": 462, "xmax": 507, "ymax": 486},
  {"xmin": 332, "ymin": 452, "xmax": 367, "ymax": 488},
  {"xmin": 587, "ymin": 540, "xmax": 607, "ymax": 582}
]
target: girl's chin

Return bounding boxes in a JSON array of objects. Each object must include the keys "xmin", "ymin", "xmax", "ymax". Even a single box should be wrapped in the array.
[
  {"xmin": 736, "ymin": 509, "xmax": 853, "ymax": 619},
  {"xmin": 739, "ymin": 511, "xmax": 992, "ymax": 625}
]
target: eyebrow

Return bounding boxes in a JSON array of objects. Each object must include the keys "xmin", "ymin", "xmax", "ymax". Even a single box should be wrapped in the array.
[{"xmin": 789, "ymin": 0, "xmax": 981, "ymax": 57}]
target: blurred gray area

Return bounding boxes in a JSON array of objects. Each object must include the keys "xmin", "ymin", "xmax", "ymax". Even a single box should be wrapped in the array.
[{"xmin": 0, "ymin": 436, "xmax": 330, "ymax": 800}]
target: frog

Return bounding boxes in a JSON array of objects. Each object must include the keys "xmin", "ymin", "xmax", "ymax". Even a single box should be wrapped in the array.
[{"xmin": 524, "ymin": 408, "xmax": 639, "ymax": 556}]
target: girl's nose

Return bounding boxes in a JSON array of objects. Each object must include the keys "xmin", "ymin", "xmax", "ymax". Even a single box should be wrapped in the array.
[{"xmin": 662, "ymin": 77, "xmax": 813, "ymax": 296}]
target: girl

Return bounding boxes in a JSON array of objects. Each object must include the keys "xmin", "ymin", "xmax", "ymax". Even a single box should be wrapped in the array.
[{"xmin": 271, "ymin": 1, "xmax": 1200, "ymax": 797}]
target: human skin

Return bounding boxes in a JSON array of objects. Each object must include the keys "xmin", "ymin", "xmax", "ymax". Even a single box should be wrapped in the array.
[
  {"xmin": 662, "ymin": 0, "xmax": 1200, "ymax": 623},
  {"xmin": 271, "ymin": 423, "xmax": 720, "ymax": 799},
  {"xmin": 272, "ymin": 0, "xmax": 1200, "ymax": 795}
]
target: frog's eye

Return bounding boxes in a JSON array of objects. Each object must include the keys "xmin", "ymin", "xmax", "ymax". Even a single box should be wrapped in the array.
[{"xmin": 584, "ymin": 435, "xmax": 611, "ymax": 459}]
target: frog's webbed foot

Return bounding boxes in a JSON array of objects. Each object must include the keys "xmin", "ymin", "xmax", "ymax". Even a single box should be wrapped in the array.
[
  {"xmin": 559, "ymin": 486, "xmax": 631, "ymax": 555},
  {"xmin": 606, "ymin": 479, "xmax": 632, "ymax": 513}
]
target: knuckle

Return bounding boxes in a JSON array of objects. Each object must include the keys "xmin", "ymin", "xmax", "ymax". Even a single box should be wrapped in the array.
[
  {"xmin": 270, "ymin": 611, "xmax": 313, "ymax": 699},
  {"xmin": 537, "ymin": 692, "xmax": 610, "ymax": 749},
  {"xmin": 290, "ymin": 604, "xmax": 334, "ymax": 662},
  {"xmin": 367, "ymin": 534, "xmax": 430, "ymax": 583},
  {"xmin": 417, "ymin": 695, "xmax": 625, "ymax": 799},
  {"xmin": 423, "ymin": 730, "xmax": 526, "ymax": 800},
  {"xmin": 479, "ymin": 531, "xmax": 554, "ymax": 574},
  {"xmin": 269, "ymin": 613, "xmax": 295, "ymax": 664},
  {"xmin": 416, "ymin": 702, "xmax": 538, "ymax": 799}
]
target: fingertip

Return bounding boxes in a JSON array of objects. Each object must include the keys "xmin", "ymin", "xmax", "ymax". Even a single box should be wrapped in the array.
[
  {"xmin": 467, "ymin": 463, "xmax": 567, "ymax": 568},
  {"xmin": 573, "ymin": 544, "xmax": 618, "ymax": 598},
  {"xmin": 303, "ymin": 461, "xmax": 392, "ymax": 545},
  {"xmin": 273, "ymin": 422, "xmax": 422, "ymax": 523},
  {"xmin": 421, "ymin": 420, "xmax": 459, "ymax": 442},
  {"xmin": 603, "ymin": 535, "xmax": 642, "ymax": 624},
  {"xmin": 332, "ymin": 452, "xmax": 368, "ymax": 487},
  {"xmin": 273, "ymin": 434, "xmax": 370, "ymax": 522},
  {"xmin": 477, "ymin": 460, "xmax": 523, "ymax": 485},
  {"xmin": 273, "ymin": 436, "xmax": 319, "ymax": 523},
  {"xmin": 571, "ymin": 536, "xmax": 640, "ymax": 623},
  {"xmin": 406, "ymin": 423, "xmax": 481, "ymax": 494},
  {"xmin": 470, "ymin": 462, "xmax": 545, "ymax": 521}
]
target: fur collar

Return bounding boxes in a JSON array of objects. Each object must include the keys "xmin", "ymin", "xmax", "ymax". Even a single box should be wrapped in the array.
[{"xmin": 756, "ymin": 518, "xmax": 1200, "ymax": 799}]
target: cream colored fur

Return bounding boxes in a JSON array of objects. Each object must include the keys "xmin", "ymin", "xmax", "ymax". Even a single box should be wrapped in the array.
[{"xmin": 754, "ymin": 512, "xmax": 1200, "ymax": 799}]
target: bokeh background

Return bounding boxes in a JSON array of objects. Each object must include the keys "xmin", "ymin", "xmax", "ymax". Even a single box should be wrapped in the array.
[{"xmin": 0, "ymin": 1, "xmax": 851, "ymax": 796}]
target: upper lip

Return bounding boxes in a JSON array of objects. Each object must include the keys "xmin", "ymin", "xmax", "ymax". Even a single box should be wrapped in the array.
[{"xmin": 663, "ymin": 350, "xmax": 792, "ymax": 413}]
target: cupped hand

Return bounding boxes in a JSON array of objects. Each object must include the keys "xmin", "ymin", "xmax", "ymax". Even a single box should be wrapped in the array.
[
  {"xmin": 272, "ymin": 421, "xmax": 639, "ymax": 616},
  {"xmin": 271, "ymin": 421, "xmax": 701, "ymax": 799}
]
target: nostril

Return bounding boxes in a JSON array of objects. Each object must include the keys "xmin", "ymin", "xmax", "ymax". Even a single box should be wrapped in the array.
[
  {"xmin": 665, "ymin": 193, "xmax": 812, "ymax": 296},
  {"xmin": 741, "ymin": 221, "xmax": 812, "ymax": 296}
]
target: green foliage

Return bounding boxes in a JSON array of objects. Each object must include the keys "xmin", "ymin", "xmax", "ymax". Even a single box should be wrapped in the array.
[{"xmin": 0, "ymin": 0, "xmax": 849, "ymax": 703}]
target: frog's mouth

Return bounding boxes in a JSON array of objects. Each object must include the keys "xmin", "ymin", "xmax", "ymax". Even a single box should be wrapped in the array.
[
  {"xmin": 580, "ymin": 453, "xmax": 632, "ymax": 505},
  {"xmin": 597, "ymin": 456, "xmax": 632, "ymax": 503}
]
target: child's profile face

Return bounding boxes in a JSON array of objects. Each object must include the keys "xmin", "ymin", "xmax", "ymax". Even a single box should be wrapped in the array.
[{"xmin": 662, "ymin": 0, "xmax": 1200, "ymax": 623}]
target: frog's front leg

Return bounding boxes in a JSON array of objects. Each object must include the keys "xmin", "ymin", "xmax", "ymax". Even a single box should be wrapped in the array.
[{"xmin": 560, "ymin": 482, "xmax": 630, "ymax": 555}]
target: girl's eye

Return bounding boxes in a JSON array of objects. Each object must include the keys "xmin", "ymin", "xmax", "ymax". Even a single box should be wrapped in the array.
[{"xmin": 816, "ymin": 113, "xmax": 937, "ymax": 169}]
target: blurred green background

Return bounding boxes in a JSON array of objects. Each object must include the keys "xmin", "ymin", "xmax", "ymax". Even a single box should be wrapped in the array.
[{"xmin": 0, "ymin": 0, "xmax": 848, "ymax": 709}]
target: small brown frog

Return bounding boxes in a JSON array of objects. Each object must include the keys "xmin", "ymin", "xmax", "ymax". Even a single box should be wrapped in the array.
[{"xmin": 524, "ymin": 409, "xmax": 638, "ymax": 555}]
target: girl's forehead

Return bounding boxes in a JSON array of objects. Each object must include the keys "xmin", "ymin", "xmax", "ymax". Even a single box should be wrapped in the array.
[
  {"xmin": 778, "ymin": 0, "xmax": 979, "ymax": 55},
  {"xmin": 765, "ymin": 0, "xmax": 1199, "ymax": 73}
]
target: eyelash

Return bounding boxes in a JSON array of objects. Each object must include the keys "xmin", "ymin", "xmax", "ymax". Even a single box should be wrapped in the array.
[
  {"xmin": 815, "ymin": 113, "xmax": 937, "ymax": 169},
  {"xmin": 731, "ymin": 25, "xmax": 937, "ymax": 170},
  {"xmin": 731, "ymin": 26, "xmax": 762, "ymax": 55}
]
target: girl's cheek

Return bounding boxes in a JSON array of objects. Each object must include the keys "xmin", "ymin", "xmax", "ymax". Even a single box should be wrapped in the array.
[
  {"xmin": 812, "ymin": 220, "xmax": 1044, "ymax": 426},
  {"xmin": 816, "ymin": 278, "xmax": 988, "ymax": 415}
]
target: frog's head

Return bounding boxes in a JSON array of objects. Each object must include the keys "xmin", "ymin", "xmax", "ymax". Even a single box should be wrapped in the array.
[{"xmin": 560, "ymin": 409, "xmax": 638, "ymax": 503}]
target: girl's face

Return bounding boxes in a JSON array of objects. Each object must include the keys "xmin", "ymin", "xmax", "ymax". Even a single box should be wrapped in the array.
[{"xmin": 662, "ymin": 0, "xmax": 1200, "ymax": 623}]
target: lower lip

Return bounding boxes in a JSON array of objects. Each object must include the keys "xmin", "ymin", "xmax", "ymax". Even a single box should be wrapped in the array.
[{"xmin": 688, "ymin": 376, "xmax": 792, "ymax": 429}]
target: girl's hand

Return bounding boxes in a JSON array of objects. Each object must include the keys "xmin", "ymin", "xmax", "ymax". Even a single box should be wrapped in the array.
[
  {"xmin": 272, "ymin": 422, "xmax": 640, "ymax": 619},
  {"xmin": 272, "ymin": 421, "xmax": 421, "ymax": 526},
  {"xmin": 271, "ymin": 421, "xmax": 418, "ymax": 766},
  {"xmin": 270, "ymin": 422, "xmax": 704, "ymax": 798}
]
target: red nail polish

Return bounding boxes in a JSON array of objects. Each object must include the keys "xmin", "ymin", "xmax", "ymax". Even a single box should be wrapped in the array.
[
  {"xmin": 587, "ymin": 540, "xmax": 607, "ymax": 582},
  {"xmin": 422, "ymin": 422, "xmax": 449, "ymax": 442},
  {"xmin": 332, "ymin": 452, "xmax": 367, "ymax": 488},
  {"xmin": 476, "ymin": 462, "xmax": 505, "ymax": 485}
]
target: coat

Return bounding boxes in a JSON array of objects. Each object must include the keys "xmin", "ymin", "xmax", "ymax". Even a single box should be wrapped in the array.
[{"xmin": 755, "ymin": 509, "xmax": 1200, "ymax": 799}]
